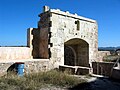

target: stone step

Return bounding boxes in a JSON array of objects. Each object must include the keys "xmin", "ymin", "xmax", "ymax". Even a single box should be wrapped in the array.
[{"xmin": 59, "ymin": 65, "xmax": 90, "ymax": 75}]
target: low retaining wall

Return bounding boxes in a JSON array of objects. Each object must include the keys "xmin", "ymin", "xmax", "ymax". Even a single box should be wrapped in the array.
[
  {"xmin": 92, "ymin": 62, "xmax": 114, "ymax": 76},
  {"xmin": 25, "ymin": 59, "xmax": 49, "ymax": 74},
  {"xmin": 0, "ymin": 47, "xmax": 31, "ymax": 60},
  {"xmin": 0, "ymin": 59, "xmax": 49, "ymax": 76}
]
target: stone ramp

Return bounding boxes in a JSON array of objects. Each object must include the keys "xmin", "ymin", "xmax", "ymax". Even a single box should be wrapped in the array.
[{"xmin": 59, "ymin": 65, "xmax": 90, "ymax": 75}]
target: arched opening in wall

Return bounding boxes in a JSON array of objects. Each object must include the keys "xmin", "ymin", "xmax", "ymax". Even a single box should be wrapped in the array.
[
  {"xmin": 7, "ymin": 63, "xmax": 17, "ymax": 75},
  {"xmin": 64, "ymin": 38, "xmax": 89, "ymax": 67}
]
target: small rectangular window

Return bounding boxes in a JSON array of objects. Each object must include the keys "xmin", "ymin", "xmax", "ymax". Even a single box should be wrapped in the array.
[{"xmin": 75, "ymin": 20, "xmax": 80, "ymax": 30}]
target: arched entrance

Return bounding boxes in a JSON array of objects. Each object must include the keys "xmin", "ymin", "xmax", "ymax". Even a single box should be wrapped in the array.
[{"xmin": 64, "ymin": 38, "xmax": 89, "ymax": 67}]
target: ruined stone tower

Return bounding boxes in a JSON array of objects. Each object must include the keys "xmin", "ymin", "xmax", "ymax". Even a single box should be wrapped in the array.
[{"xmin": 28, "ymin": 6, "xmax": 98, "ymax": 70}]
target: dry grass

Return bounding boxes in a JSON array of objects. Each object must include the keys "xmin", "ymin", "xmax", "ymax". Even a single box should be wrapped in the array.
[{"xmin": 0, "ymin": 70, "xmax": 86, "ymax": 90}]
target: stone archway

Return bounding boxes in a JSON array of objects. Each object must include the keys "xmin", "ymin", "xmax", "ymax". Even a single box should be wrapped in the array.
[{"xmin": 64, "ymin": 38, "xmax": 89, "ymax": 67}]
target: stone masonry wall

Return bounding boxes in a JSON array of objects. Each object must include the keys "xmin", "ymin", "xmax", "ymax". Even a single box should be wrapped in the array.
[
  {"xmin": 25, "ymin": 59, "xmax": 49, "ymax": 74},
  {"xmin": 47, "ymin": 9, "xmax": 98, "ymax": 68},
  {"xmin": 0, "ymin": 59, "xmax": 49, "ymax": 76}
]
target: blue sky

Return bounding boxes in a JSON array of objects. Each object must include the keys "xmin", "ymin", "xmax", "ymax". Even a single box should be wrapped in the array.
[{"xmin": 0, "ymin": 0, "xmax": 120, "ymax": 47}]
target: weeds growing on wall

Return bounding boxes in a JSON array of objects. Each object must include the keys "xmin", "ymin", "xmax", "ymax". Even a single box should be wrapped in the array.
[{"xmin": 0, "ymin": 70, "xmax": 86, "ymax": 90}]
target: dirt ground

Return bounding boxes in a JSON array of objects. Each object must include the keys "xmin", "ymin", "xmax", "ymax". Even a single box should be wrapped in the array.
[{"xmin": 68, "ymin": 75, "xmax": 120, "ymax": 90}]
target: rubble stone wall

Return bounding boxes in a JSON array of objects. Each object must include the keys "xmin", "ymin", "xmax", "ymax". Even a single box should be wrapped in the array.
[{"xmin": 0, "ymin": 59, "xmax": 49, "ymax": 76}]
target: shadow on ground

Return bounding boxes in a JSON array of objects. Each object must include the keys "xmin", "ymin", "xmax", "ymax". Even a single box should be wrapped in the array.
[{"xmin": 68, "ymin": 77, "xmax": 120, "ymax": 90}]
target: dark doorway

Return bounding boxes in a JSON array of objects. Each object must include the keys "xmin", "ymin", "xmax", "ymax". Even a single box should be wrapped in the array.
[{"xmin": 64, "ymin": 45, "xmax": 76, "ymax": 66}]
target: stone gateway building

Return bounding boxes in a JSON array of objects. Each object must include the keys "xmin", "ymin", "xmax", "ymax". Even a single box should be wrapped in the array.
[
  {"xmin": 0, "ymin": 6, "xmax": 99, "ymax": 75},
  {"xmin": 28, "ymin": 6, "xmax": 98, "ymax": 73}
]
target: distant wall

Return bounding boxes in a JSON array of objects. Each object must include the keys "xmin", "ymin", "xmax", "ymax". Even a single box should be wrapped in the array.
[
  {"xmin": 0, "ymin": 47, "xmax": 31, "ymax": 60},
  {"xmin": 98, "ymin": 51, "xmax": 110, "ymax": 62}
]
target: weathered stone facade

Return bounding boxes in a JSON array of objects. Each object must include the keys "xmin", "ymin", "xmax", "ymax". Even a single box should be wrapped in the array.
[{"xmin": 36, "ymin": 6, "xmax": 98, "ymax": 69}]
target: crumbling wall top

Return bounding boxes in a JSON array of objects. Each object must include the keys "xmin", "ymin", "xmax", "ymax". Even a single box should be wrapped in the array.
[
  {"xmin": 43, "ymin": 6, "xmax": 50, "ymax": 12},
  {"xmin": 41, "ymin": 6, "xmax": 96, "ymax": 23}
]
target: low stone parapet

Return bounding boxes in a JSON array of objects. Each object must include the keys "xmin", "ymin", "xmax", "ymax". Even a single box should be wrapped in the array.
[
  {"xmin": 92, "ymin": 62, "xmax": 114, "ymax": 76},
  {"xmin": 0, "ymin": 47, "xmax": 31, "ymax": 60}
]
